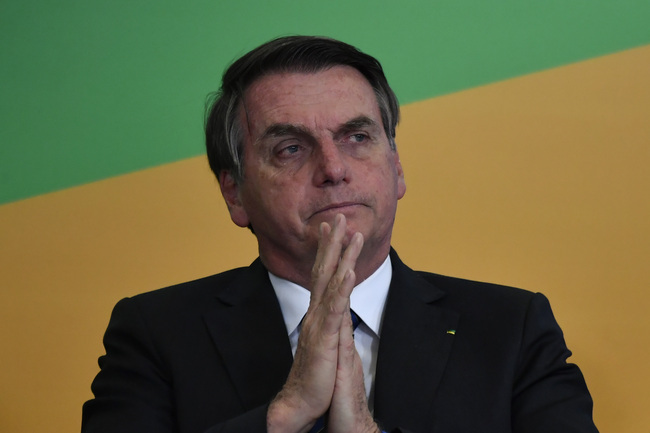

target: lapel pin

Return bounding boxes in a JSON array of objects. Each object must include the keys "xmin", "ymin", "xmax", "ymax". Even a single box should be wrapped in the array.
[{"xmin": 447, "ymin": 329, "xmax": 456, "ymax": 335}]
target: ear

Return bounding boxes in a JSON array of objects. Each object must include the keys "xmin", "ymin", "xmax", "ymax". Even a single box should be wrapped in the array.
[
  {"xmin": 393, "ymin": 150, "xmax": 406, "ymax": 200},
  {"xmin": 218, "ymin": 171, "xmax": 251, "ymax": 228}
]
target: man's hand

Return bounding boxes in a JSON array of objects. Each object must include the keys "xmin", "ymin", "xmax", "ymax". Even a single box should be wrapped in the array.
[
  {"xmin": 327, "ymin": 308, "xmax": 381, "ymax": 433},
  {"xmin": 267, "ymin": 214, "xmax": 378, "ymax": 433}
]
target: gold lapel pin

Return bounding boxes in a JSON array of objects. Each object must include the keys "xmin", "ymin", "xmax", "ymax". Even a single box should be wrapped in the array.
[{"xmin": 447, "ymin": 329, "xmax": 456, "ymax": 335}]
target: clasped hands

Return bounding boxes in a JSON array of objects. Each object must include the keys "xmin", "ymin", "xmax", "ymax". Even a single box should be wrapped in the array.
[{"xmin": 267, "ymin": 214, "xmax": 380, "ymax": 433}]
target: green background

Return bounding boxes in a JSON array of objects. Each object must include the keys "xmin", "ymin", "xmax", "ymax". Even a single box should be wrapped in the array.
[{"xmin": 2, "ymin": 0, "xmax": 649, "ymax": 204}]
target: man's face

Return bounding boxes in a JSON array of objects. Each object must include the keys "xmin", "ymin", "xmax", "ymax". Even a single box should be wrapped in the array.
[{"xmin": 220, "ymin": 66, "xmax": 406, "ymax": 283}]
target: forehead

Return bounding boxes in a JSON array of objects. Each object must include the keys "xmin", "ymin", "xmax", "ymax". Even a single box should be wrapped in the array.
[{"xmin": 241, "ymin": 66, "xmax": 381, "ymax": 136}]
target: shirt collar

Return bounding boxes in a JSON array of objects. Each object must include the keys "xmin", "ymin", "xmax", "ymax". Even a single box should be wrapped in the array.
[{"xmin": 269, "ymin": 255, "xmax": 392, "ymax": 338}]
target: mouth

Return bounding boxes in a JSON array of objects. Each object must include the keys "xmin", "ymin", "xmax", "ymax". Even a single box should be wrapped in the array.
[{"xmin": 310, "ymin": 202, "xmax": 364, "ymax": 218}]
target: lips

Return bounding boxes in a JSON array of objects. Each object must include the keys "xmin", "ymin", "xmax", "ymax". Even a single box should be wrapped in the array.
[{"xmin": 309, "ymin": 201, "xmax": 366, "ymax": 219}]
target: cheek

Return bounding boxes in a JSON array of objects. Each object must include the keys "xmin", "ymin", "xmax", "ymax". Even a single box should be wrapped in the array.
[
  {"xmin": 244, "ymin": 173, "xmax": 305, "ymax": 219},
  {"xmin": 366, "ymin": 160, "xmax": 399, "ymax": 195}
]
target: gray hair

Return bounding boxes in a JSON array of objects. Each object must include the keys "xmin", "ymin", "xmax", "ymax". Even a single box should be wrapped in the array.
[{"xmin": 205, "ymin": 35, "xmax": 400, "ymax": 184}]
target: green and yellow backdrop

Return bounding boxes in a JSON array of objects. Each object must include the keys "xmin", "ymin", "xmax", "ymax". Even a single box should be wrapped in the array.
[{"xmin": 1, "ymin": 1, "xmax": 649, "ymax": 431}]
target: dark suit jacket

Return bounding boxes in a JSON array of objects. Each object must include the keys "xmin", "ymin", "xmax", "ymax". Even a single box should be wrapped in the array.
[{"xmin": 82, "ymin": 250, "xmax": 598, "ymax": 433}]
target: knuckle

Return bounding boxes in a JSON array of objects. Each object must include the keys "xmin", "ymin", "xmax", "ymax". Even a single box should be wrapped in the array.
[{"xmin": 315, "ymin": 263, "xmax": 327, "ymax": 276}]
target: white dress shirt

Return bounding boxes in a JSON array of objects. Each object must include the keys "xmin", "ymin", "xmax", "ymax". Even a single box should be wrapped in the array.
[{"xmin": 269, "ymin": 255, "xmax": 392, "ymax": 410}]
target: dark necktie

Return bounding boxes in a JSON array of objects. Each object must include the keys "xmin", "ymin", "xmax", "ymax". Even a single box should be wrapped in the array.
[{"xmin": 309, "ymin": 309, "xmax": 362, "ymax": 433}]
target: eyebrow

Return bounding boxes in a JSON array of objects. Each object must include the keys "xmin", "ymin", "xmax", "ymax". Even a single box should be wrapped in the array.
[
  {"xmin": 339, "ymin": 116, "xmax": 378, "ymax": 132},
  {"xmin": 261, "ymin": 123, "xmax": 311, "ymax": 140},
  {"xmin": 260, "ymin": 116, "xmax": 380, "ymax": 142}
]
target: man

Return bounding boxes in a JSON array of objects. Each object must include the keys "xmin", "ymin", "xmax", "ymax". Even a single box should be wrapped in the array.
[{"xmin": 82, "ymin": 36, "xmax": 598, "ymax": 433}]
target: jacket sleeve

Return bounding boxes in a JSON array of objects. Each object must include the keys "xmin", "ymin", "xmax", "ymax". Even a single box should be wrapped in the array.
[
  {"xmin": 511, "ymin": 293, "xmax": 599, "ymax": 433},
  {"xmin": 81, "ymin": 297, "xmax": 269, "ymax": 433}
]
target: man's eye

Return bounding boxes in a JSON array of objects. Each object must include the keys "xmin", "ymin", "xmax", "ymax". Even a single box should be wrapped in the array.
[
  {"xmin": 276, "ymin": 144, "xmax": 302, "ymax": 157},
  {"xmin": 284, "ymin": 145, "xmax": 300, "ymax": 154},
  {"xmin": 350, "ymin": 133, "xmax": 368, "ymax": 143}
]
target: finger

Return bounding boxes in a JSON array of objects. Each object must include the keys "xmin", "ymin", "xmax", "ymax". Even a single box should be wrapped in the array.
[
  {"xmin": 315, "ymin": 267, "xmax": 356, "ymax": 338},
  {"xmin": 302, "ymin": 215, "xmax": 361, "ymax": 352},
  {"xmin": 332, "ymin": 231, "xmax": 364, "ymax": 300},
  {"xmin": 308, "ymin": 221, "xmax": 332, "ymax": 304},
  {"xmin": 311, "ymin": 229, "xmax": 363, "ymax": 336},
  {"xmin": 309, "ymin": 214, "xmax": 348, "ymax": 303},
  {"xmin": 319, "ymin": 230, "xmax": 363, "ymax": 316}
]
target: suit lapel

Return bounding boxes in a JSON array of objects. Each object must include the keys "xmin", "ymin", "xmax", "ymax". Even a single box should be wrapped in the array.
[
  {"xmin": 374, "ymin": 251, "xmax": 460, "ymax": 432},
  {"xmin": 203, "ymin": 259, "xmax": 293, "ymax": 410}
]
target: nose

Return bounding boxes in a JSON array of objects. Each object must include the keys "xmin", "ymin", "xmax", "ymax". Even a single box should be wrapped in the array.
[{"xmin": 313, "ymin": 139, "xmax": 348, "ymax": 186}]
